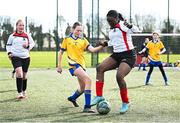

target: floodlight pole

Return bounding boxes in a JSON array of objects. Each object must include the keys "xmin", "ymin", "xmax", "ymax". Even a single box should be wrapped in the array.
[
  {"xmin": 97, "ymin": 0, "xmax": 99, "ymax": 64},
  {"xmin": 78, "ymin": 0, "xmax": 83, "ymax": 23},
  {"xmin": 56, "ymin": 0, "xmax": 59, "ymax": 67},
  {"xmin": 91, "ymin": 0, "xmax": 94, "ymax": 67},
  {"xmin": 25, "ymin": 16, "xmax": 28, "ymax": 32},
  {"xmin": 167, "ymin": 0, "xmax": 170, "ymax": 65},
  {"xmin": 130, "ymin": 0, "xmax": 132, "ymax": 23}
]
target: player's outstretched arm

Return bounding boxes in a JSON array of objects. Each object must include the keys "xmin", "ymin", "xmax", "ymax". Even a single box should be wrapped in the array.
[
  {"xmin": 138, "ymin": 48, "xmax": 147, "ymax": 54},
  {"xmin": 158, "ymin": 48, "xmax": 166, "ymax": 55},
  {"xmin": 87, "ymin": 45, "xmax": 104, "ymax": 53}
]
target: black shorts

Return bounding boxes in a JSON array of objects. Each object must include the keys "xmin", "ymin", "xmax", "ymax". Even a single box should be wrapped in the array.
[
  {"xmin": 110, "ymin": 50, "xmax": 136, "ymax": 68},
  {"xmin": 11, "ymin": 57, "xmax": 30, "ymax": 72}
]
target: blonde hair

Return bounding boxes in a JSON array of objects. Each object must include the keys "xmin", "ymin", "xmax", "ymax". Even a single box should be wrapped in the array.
[
  {"xmin": 16, "ymin": 19, "xmax": 23, "ymax": 26},
  {"xmin": 15, "ymin": 19, "xmax": 24, "ymax": 32}
]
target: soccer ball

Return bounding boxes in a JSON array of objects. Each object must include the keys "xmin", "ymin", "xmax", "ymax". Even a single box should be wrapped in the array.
[{"xmin": 96, "ymin": 100, "xmax": 111, "ymax": 115}]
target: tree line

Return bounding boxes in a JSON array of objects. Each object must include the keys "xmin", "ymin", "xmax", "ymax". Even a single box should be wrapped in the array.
[{"xmin": 0, "ymin": 15, "xmax": 180, "ymax": 53}]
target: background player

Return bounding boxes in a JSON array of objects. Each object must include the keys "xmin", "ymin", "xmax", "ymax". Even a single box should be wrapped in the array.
[
  {"xmin": 138, "ymin": 38, "xmax": 149, "ymax": 71},
  {"xmin": 6, "ymin": 19, "xmax": 35, "ymax": 99},
  {"xmin": 139, "ymin": 32, "xmax": 168, "ymax": 86}
]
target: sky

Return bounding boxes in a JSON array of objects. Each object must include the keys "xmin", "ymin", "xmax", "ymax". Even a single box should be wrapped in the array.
[{"xmin": 0, "ymin": 0, "xmax": 180, "ymax": 33}]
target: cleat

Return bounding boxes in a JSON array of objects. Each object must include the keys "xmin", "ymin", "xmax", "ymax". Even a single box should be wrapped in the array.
[
  {"xmin": 165, "ymin": 83, "xmax": 169, "ymax": 86},
  {"xmin": 83, "ymin": 108, "xmax": 95, "ymax": 113},
  {"xmin": 67, "ymin": 97, "xmax": 79, "ymax": 107},
  {"xmin": 16, "ymin": 93, "xmax": 24, "ymax": 99},
  {"xmin": 91, "ymin": 96, "xmax": 105, "ymax": 106},
  {"xmin": 22, "ymin": 91, "xmax": 27, "ymax": 99},
  {"xmin": 145, "ymin": 82, "xmax": 149, "ymax": 85},
  {"xmin": 120, "ymin": 103, "xmax": 129, "ymax": 114}
]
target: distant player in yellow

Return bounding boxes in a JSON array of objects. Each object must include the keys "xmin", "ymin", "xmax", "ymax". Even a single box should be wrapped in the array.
[
  {"xmin": 57, "ymin": 22, "xmax": 104, "ymax": 113},
  {"xmin": 139, "ymin": 32, "xmax": 168, "ymax": 86}
]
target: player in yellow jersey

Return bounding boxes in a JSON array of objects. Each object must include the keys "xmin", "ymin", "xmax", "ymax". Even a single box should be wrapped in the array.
[
  {"xmin": 139, "ymin": 32, "xmax": 168, "ymax": 86},
  {"xmin": 57, "ymin": 22, "xmax": 104, "ymax": 113}
]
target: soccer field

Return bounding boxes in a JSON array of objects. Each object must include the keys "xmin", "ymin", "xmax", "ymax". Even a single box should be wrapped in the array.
[
  {"xmin": 1, "ymin": 51, "xmax": 180, "ymax": 68},
  {"xmin": 0, "ymin": 68, "xmax": 180, "ymax": 122}
]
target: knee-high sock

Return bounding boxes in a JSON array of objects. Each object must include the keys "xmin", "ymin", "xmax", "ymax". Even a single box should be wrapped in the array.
[
  {"xmin": 23, "ymin": 79, "xmax": 27, "ymax": 91},
  {"xmin": 146, "ymin": 74, "xmax": 151, "ymax": 83},
  {"xmin": 84, "ymin": 90, "xmax": 91, "ymax": 108},
  {"xmin": 96, "ymin": 80, "xmax": 104, "ymax": 96},
  {"xmin": 71, "ymin": 90, "xmax": 83, "ymax": 101},
  {"xmin": 143, "ymin": 63, "xmax": 146, "ymax": 70},
  {"xmin": 120, "ymin": 88, "xmax": 129, "ymax": 103},
  {"xmin": 16, "ymin": 78, "xmax": 23, "ymax": 93},
  {"xmin": 163, "ymin": 74, "xmax": 168, "ymax": 82}
]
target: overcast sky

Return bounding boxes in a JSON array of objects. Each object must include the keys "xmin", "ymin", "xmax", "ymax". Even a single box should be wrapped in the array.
[{"xmin": 0, "ymin": 0, "xmax": 180, "ymax": 32}]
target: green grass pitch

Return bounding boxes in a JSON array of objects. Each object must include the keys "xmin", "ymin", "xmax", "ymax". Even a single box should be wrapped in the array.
[
  {"xmin": 0, "ymin": 51, "xmax": 180, "ymax": 68},
  {"xmin": 0, "ymin": 68, "xmax": 180, "ymax": 122}
]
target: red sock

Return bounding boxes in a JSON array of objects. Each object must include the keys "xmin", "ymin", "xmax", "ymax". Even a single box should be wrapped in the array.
[
  {"xmin": 96, "ymin": 80, "xmax": 104, "ymax": 96},
  {"xmin": 120, "ymin": 88, "xmax": 129, "ymax": 103}
]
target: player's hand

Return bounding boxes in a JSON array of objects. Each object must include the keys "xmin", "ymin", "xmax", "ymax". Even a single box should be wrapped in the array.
[
  {"xmin": 8, "ymin": 53, "xmax": 12, "ymax": 60},
  {"xmin": 98, "ymin": 41, "xmax": 108, "ymax": 47},
  {"xmin": 138, "ymin": 51, "xmax": 142, "ymax": 54},
  {"xmin": 124, "ymin": 21, "xmax": 132, "ymax": 29},
  {"xmin": 23, "ymin": 43, "xmax": 29, "ymax": 49},
  {"xmin": 57, "ymin": 66, "xmax": 62, "ymax": 74}
]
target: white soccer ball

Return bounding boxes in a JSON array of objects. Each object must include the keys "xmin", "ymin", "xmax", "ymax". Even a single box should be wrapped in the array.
[{"xmin": 96, "ymin": 100, "xmax": 111, "ymax": 115}]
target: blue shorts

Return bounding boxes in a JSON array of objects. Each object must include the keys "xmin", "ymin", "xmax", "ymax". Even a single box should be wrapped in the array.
[
  {"xmin": 69, "ymin": 64, "xmax": 81, "ymax": 76},
  {"xmin": 149, "ymin": 60, "xmax": 162, "ymax": 67}
]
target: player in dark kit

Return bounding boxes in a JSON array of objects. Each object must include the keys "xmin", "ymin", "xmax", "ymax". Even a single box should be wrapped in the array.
[{"xmin": 138, "ymin": 38, "xmax": 149, "ymax": 71}]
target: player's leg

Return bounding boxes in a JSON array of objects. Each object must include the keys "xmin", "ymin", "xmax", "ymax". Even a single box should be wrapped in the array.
[
  {"xmin": 116, "ymin": 61, "xmax": 132, "ymax": 114},
  {"xmin": 158, "ymin": 64, "xmax": 168, "ymax": 85},
  {"xmin": 74, "ymin": 67, "xmax": 95, "ymax": 113},
  {"xmin": 67, "ymin": 77, "xmax": 84, "ymax": 107},
  {"xmin": 138, "ymin": 58, "xmax": 143, "ymax": 71},
  {"xmin": 142, "ymin": 57, "xmax": 147, "ymax": 71},
  {"xmin": 22, "ymin": 58, "xmax": 30, "ymax": 98},
  {"xmin": 11, "ymin": 57, "xmax": 24, "ymax": 99},
  {"xmin": 145, "ymin": 64, "xmax": 154, "ymax": 85},
  {"xmin": 91, "ymin": 56, "xmax": 118, "ymax": 106}
]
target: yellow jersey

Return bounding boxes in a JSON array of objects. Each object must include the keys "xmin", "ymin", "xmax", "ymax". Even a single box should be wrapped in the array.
[
  {"xmin": 146, "ymin": 40, "xmax": 165, "ymax": 61},
  {"xmin": 61, "ymin": 34, "xmax": 90, "ymax": 69}
]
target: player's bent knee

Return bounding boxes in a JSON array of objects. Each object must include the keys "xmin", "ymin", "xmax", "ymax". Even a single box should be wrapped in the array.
[
  {"xmin": 96, "ymin": 64, "xmax": 104, "ymax": 73},
  {"xmin": 84, "ymin": 77, "xmax": 92, "ymax": 85}
]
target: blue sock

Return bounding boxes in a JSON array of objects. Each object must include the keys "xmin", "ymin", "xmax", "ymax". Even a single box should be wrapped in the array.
[
  {"xmin": 84, "ymin": 90, "xmax": 91, "ymax": 109},
  {"xmin": 71, "ymin": 90, "xmax": 82, "ymax": 101},
  {"xmin": 138, "ymin": 64, "xmax": 142, "ymax": 70},
  {"xmin": 143, "ymin": 63, "xmax": 146, "ymax": 70},
  {"xmin": 163, "ymin": 74, "xmax": 168, "ymax": 83},
  {"xmin": 146, "ymin": 74, "xmax": 151, "ymax": 84}
]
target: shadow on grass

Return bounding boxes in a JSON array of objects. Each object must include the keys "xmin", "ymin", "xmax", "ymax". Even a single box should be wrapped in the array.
[
  {"xmin": 0, "ymin": 98, "xmax": 22, "ymax": 103},
  {"xmin": 2, "ymin": 105, "xmax": 121, "ymax": 122},
  {"xmin": 0, "ymin": 90, "xmax": 16, "ymax": 93},
  {"xmin": 110, "ymin": 85, "xmax": 145, "ymax": 91},
  {"xmin": 128, "ymin": 85, "xmax": 146, "ymax": 89},
  {"xmin": 3, "ymin": 106, "xmax": 81, "ymax": 122},
  {"xmin": 52, "ymin": 112, "xmax": 121, "ymax": 122}
]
